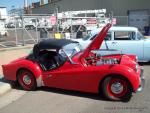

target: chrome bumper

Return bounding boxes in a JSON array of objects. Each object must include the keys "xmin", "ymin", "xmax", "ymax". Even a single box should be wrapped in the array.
[{"xmin": 136, "ymin": 68, "xmax": 145, "ymax": 92}]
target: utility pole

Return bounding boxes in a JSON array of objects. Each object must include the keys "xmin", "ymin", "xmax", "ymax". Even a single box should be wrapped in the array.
[
  {"xmin": 56, "ymin": 6, "xmax": 59, "ymax": 32},
  {"xmin": 24, "ymin": 0, "xmax": 28, "ymax": 14}
]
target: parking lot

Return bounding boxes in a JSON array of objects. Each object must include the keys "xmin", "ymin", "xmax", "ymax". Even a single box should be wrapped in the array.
[{"xmin": 0, "ymin": 55, "xmax": 149, "ymax": 113}]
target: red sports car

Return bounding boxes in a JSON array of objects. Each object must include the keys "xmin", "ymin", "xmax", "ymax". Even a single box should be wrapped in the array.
[{"xmin": 2, "ymin": 24, "xmax": 145, "ymax": 101}]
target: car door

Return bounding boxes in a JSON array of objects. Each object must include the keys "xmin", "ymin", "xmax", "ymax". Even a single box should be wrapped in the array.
[
  {"xmin": 42, "ymin": 62, "xmax": 98, "ymax": 92},
  {"xmin": 107, "ymin": 30, "xmax": 144, "ymax": 61},
  {"xmin": 99, "ymin": 32, "xmax": 117, "ymax": 55}
]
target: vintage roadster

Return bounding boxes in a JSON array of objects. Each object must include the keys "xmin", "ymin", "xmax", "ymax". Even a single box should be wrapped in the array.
[{"xmin": 2, "ymin": 24, "xmax": 144, "ymax": 101}]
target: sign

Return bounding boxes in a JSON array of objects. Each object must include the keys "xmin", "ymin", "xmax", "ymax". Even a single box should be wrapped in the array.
[
  {"xmin": 112, "ymin": 18, "xmax": 117, "ymax": 25},
  {"xmin": 87, "ymin": 19, "xmax": 97, "ymax": 24},
  {"xmin": 50, "ymin": 16, "xmax": 56, "ymax": 25}
]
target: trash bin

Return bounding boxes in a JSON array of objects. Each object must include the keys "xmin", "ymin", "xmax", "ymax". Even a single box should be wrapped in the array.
[
  {"xmin": 40, "ymin": 28, "xmax": 47, "ymax": 38},
  {"xmin": 144, "ymin": 26, "xmax": 150, "ymax": 36}
]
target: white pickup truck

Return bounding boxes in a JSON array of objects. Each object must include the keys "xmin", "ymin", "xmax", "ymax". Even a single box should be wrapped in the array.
[{"xmin": 73, "ymin": 26, "xmax": 150, "ymax": 62}]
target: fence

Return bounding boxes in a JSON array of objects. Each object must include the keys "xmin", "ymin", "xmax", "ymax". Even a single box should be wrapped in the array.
[
  {"xmin": 0, "ymin": 14, "xmax": 54, "ymax": 48},
  {"xmin": 0, "ymin": 14, "xmax": 150, "ymax": 48}
]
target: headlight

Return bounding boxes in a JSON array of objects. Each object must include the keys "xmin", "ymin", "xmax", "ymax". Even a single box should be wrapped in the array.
[
  {"xmin": 134, "ymin": 64, "xmax": 139, "ymax": 72},
  {"xmin": 135, "ymin": 56, "xmax": 138, "ymax": 62}
]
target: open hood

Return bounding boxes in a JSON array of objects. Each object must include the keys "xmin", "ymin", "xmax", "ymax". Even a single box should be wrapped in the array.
[{"xmin": 79, "ymin": 23, "xmax": 111, "ymax": 60}]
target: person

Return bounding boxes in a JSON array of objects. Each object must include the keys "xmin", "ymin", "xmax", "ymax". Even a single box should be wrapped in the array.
[
  {"xmin": 76, "ymin": 25, "xmax": 85, "ymax": 39},
  {"xmin": 76, "ymin": 29, "xmax": 83, "ymax": 39}
]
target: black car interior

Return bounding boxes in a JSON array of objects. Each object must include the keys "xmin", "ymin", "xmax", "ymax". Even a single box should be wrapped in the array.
[{"xmin": 36, "ymin": 50, "xmax": 66, "ymax": 71}]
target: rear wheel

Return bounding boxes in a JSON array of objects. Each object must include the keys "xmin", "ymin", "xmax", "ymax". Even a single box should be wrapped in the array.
[
  {"xmin": 17, "ymin": 69, "xmax": 37, "ymax": 91},
  {"xmin": 102, "ymin": 76, "xmax": 132, "ymax": 101}
]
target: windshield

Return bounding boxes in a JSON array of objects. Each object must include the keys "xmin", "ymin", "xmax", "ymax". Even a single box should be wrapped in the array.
[
  {"xmin": 59, "ymin": 43, "xmax": 82, "ymax": 58},
  {"xmin": 82, "ymin": 33, "xmax": 93, "ymax": 41},
  {"xmin": 137, "ymin": 31, "xmax": 144, "ymax": 40}
]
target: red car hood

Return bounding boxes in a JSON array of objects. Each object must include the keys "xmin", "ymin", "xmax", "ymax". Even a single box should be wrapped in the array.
[{"xmin": 79, "ymin": 23, "xmax": 111, "ymax": 60}]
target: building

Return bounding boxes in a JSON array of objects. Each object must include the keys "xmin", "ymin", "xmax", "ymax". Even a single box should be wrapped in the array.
[
  {"xmin": 30, "ymin": 0, "xmax": 150, "ymax": 31},
  {"xmin": 0, "ymin": 7, "xmax": 7, "ymax": 19}
]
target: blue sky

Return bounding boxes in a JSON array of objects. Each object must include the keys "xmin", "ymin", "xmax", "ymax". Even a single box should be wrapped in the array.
[{"xmin": 0, "ymin": 0, "xmax": 39, "ymax": 11}]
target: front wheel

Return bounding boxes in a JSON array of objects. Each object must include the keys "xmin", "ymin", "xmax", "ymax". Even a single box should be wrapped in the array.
[
  {"xmin": 17, "ymin": 69, "xmax": 37, "ymax": 91},
  {"xmin": 102, "ymin": 76, "xmax": 132, "ymax": 101}
]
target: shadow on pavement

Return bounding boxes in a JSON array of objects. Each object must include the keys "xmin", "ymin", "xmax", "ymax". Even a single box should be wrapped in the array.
[
  {"xmin": 38, "ymin": 86, "xmax": 109, "ymax": 101},
  {"xmin": 0, "ymin": 77, "xmax": 17, "ymax": 88},
  {"xmin": 1, "ymin": 78, "xmax": 130, "ymax": 102},
  {"xmin": 12, "ymin": 83, "xmax": 109, "ymax": 102},
  {"xmin": 38, "ymin": 87, "xmax": 131, "ymax": 102},
  {"xmin": 139, "ymin": 62, "xmax": 150, "ymax": 66}
]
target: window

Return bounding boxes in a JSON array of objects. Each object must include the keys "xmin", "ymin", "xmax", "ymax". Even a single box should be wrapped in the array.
[
  {"xmin": 90, "ymin": 32, "xmax": 111, "ymax": 41},
  {"xmin": 114, "ymin": 31, "xmax": 136, "ymax": 40},
  {"xmin": 83, "ymin": 33, "xmax": 92, "ymax": 41},
  {"xmin": 90, "ymin": 34, "xmax": 98, "ymax": 40},
  {"xmin": 137, "ymin": 31, "xmax": 144, "ymax": 40}
]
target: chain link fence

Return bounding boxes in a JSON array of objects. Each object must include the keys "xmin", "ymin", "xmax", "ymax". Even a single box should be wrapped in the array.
[{"xmin": 0, "ymin": 14, "xmax": 150, "ymax": 48}]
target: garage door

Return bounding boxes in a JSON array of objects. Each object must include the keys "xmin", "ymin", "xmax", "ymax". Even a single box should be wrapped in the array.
[{"xmin": 128, "ymin": 10, "xmax": 149, "ymax": 31}]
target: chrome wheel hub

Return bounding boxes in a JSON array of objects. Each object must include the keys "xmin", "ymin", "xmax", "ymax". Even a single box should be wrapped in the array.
[
  {"xmin": 23, "ymin": 75, "xmax": 31, "ymax": 85},
  {"xmin": 111, "ymin": 82, "xmax": 123, "ymax": 94}
]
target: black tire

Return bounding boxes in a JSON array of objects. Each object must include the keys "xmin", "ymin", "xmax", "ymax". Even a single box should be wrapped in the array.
[
  {"xmin": 102, "ymin": 76, "xmax": 132, "ymax": 101},
  {"xmin": 17, "ymin": 69, "xmax": 37, "ymax": 91},
  {"xmin": 30, "ymin": 25, "xmax": 35, "ymax": 30}
]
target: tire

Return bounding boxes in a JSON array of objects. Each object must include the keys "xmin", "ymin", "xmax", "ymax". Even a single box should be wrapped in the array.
[
  {"xmin": 102, "ymin": 76, "xmax": 132, "ymax": 101},
  {"xmin": 25, "ymin": 26, "xmax": 30, "ymax": 30},
  {"xmin": 17, "ymin": 69, "xmax": 37, "ymax": 91},
  {"xmin": 30, "ymin": 25, "xmax": 35, "ymax": 30}
]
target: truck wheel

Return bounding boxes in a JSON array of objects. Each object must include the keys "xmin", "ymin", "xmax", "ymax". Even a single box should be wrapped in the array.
[
  {"xmin": 102, "ymin": 76, "xmax": 132, "ymax": 101},
  {"xmin": 30, "ymin": 25, "xmax": 35, "ymax": 30},
  {"xmin": 17, "ymin": 69, "xmax": 37, "ymax": 91}
]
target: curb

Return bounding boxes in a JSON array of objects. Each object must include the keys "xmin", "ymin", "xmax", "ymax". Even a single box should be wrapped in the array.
[
  {"xmin": 0, "ymin": 76, "xmax": 12, "ymax": 96},
  {"xmin": 0, "ymin": 82, "xmax": 11, "ymax": 96},
  {"xmin": 0, "ymin": 44, "xmax": 34, "ymax": 52}
]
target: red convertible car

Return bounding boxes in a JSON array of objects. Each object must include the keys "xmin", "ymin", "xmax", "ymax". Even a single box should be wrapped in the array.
[{"xmin": 2, "ymin": 24, "xmax": 144, "ymax": 101}]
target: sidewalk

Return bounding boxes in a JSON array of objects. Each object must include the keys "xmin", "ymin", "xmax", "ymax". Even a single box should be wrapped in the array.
[
  {"xmin": 0, "ymin": 45, "xmax": 33, "ymax": 96},
  {"xmin": 0, "ymin": 45, "xmax": 33, "ymax": 75}
]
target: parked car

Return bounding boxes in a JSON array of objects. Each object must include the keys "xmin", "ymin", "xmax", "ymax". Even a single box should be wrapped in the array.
[
  {"xmin": 23, "ymin": 18, "xmax": 39, "ymax": 30},
  {"xmin": 0, "ymin": 19, "xmax": 8, "ymax": 36},
  {"xmin": 2, "ymin": 24, "xmax": 144, "ymax": 101},
  {"xmin": 73, "ymin": 26, "xmax": 150, "ymax": 62},
  {"xmin": 5, "ymin": 22, "xmax": 15, "ymax": 28}
]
